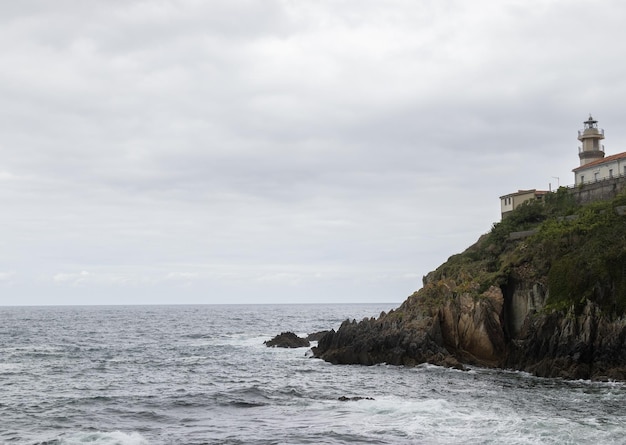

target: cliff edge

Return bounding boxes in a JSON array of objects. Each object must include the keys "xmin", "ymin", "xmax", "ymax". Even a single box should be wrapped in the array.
[{"xmin": 313, "ymin": 188, "xmax": 626, "ymax": 380}]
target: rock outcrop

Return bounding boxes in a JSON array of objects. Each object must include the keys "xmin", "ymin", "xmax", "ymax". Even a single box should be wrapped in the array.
[
  {"xmin": 506, "ymin": 301, "xmax": 626, "ymax": 380},
  {"xmin": 306, "ymin": 330, "xmax": 330, "ymax": 342},
  {"xmin": 264, "ymin": 332, "xmax": 310, "ymax": 348},
  {"xmin": 313, "ymin": 283, "xmax": 502, "ymax": 371}
]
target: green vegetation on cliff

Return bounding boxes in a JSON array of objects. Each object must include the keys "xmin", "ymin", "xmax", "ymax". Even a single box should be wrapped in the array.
[
  {"xmin": 315, "ymin": 187, "xmax": 626, "ymax": 380},
  {"xmin": 424, "ymin": 187, "xmax": 626, "ymax": 316}
]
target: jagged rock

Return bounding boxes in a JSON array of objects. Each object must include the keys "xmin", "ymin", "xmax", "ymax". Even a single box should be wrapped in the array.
[
  {"xmin": 312, "ymin": 285, "xmax": 498, "ymax": 370},
  {"xmin": 314, "ymin": 278, "xmax": 626, "ymax": 380},
  {"xmin": 264, "ymin": 332, "xmax": 310, "ymax": 348},
  {"xmin": 505, "ymin": 301, "xmax": 626, "ymax": 380},
  {"xmin": 313, "ymin": 279, "xmax": 626, "ymax": 379},
  {"xmin": 306, "ymin": 330, "xmax": 330, "ymax": 341},
  {"xmin": 338, "ymin": 396, "xmax": 374, "ymax": 402}
]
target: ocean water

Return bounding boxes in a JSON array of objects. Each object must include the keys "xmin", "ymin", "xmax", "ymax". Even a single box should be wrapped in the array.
[{"xmin": 1, "ymin": 304, "xmax": 625, "ymax": 445}]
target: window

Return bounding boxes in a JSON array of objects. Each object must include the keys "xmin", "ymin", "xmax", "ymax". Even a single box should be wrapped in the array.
[
  {"xmin": 580, "ymin": 175, "xmax": 584, "ymax": 183},
  {"xmin": 610, "ymin": 169, "xmax": 613, "ymax": 178},
  {"xmin": 594, "ymin": 172, "xmax": 599, "ymax": 181}
]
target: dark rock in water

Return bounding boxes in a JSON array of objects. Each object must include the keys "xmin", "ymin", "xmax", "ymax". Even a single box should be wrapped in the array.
[
  {"xmin": 338, "ymin": 396, "xmax": 374, "ymax": 402},
  {"xmin": 313, "ymin": 275, "xmax": 626, "ymax": 380},
  {"xmin": 264, "ymin": 332, "xmax": 310, "ymax": 348},
  {"xmin": 504, "ymin": 301, "xmax": 626, "ymax": 381},
  {"xmin": 312, "ymin": 291, "xmax": 477, "ymax": 371},
  {"xmin": 306, "ymin": 330, "xmax": 330, "ymax": 342}
]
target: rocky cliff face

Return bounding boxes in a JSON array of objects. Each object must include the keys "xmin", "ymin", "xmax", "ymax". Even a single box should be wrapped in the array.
[
  {"xmin": 314, "ymin": 271, "xmax": 626, "ymax": 380},
  {"xmin": 507, "ymin": 301, "xmax": 626, "ymax": 380},
  {"xmin": 314, "ymin": 281, "xmax": 507, "ymax": 372},
  {"xmin": 314, "ymin": 190, "xmax": 626, "ymax": 381}
]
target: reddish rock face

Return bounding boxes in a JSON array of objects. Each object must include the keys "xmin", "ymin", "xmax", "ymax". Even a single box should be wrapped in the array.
[
  {"xmin": 313, "ymin": 277, "xmax": 626, "ymax": 381},
  {"xmin": 439, "ymin": 287, "xmax": 505, "ymax": 365}
]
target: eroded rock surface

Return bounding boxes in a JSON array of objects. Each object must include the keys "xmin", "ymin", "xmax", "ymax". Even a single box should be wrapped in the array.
[
  {"xmin": 313, "ymin": 283, "xmax": 504, "ymax": 371},
  {"xmin": 264, "ymin": 332, "xmax": 310, "ymax": 348},
  {"xmin": 306, "ymin": 331, "xmax": 330, "ymax": 342},
  {"xmin": 507, "ymin": 301, "xmax": 626, "ymax": 380},
  {"xmin": 313, "ymin": 275, "xmax": 626, "ymax": 380}
]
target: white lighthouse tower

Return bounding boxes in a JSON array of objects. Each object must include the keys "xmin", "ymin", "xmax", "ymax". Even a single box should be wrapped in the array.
[{"xmin": 578, "ymin": 115, "xmax": 605, "ymax": 166}]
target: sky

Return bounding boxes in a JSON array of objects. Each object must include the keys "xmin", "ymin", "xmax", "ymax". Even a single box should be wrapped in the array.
[{"xmin": 3, "ymin": 0, "xmax": 626, "ymax": 306}]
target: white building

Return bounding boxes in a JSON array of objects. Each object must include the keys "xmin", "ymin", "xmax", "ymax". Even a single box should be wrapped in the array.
[
  {"xmin": 499, "ymin": 115, "xmax": 626, "ymax": 219},
  {"xmin": 573, "ymin": 152, "xmax": 626, "ymax": 185},
  {"xmin": 573, "ymin": 116, "xmax": 626, "ymax": 185},
  {"xmin": 499, "ymin": 189, "xmax": 548, "ymax": 219},
  {"xmin": 573, "ymin": 153, "xmax": 626, "ymax": 185}
]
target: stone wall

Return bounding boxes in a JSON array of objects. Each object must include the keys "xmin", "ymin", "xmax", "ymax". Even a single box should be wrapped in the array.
[{"xmin": 567, "ymin": 176, "xmax": 626, "ymax": 204}]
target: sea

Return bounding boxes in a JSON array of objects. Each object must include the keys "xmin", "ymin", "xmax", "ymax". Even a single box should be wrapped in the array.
[{"xmin": 1, "ymin": 303, "xmax": 625, "ymax": 445}]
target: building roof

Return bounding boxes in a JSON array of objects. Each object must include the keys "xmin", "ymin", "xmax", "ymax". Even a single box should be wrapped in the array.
[
  {"xmin": 499, "ymin": 189, "xmax": 549, "ymax": 200},
  {"xmin": 573, "ymin": 151, "xmax": 626, "ymax": 172}
]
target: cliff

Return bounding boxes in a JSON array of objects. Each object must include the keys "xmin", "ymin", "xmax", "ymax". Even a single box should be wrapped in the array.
[{"xmin": 314, "ymin": 188, "xmax": 626, "ymax": 380}]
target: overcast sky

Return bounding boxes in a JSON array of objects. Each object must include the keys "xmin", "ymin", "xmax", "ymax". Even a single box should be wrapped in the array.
[{"xmin": 2, "ymin": 0, "xmax": 626, "ymax": 305}]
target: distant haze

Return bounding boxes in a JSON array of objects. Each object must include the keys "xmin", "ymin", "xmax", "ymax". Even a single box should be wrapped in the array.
[{"xmin": 2, "ymin": 1, "xmax": 626, "ymax": 305}]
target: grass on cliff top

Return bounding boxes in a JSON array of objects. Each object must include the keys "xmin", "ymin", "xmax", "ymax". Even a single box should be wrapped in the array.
[{"xmin": 421, "ymin": 187, "xmax": 626, "ymax": 316}]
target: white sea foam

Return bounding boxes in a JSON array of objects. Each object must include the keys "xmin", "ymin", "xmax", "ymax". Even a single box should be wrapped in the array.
[
  {"xmin": 0, "ymin": 362, "xmax": 22, "ymax": 373},
  {"xmin": 58, "ymin": 431, "xmax": 148, "ymax": 445}
]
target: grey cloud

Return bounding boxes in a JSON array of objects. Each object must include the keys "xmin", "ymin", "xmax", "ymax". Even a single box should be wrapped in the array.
[{"xmin": 3, "ymin": 1, "xmax": 626, "ymax": 305}]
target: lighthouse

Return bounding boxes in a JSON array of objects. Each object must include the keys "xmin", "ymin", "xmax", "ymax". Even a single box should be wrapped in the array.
[{"xmin": 578, "ymin": 115, "xmax": 605, "ymax": 166}]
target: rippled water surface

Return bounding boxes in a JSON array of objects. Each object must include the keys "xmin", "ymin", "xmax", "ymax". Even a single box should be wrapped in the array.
[{"xmin": 1, "ymin": 304, "xmax": 625, "ymax": 444}]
